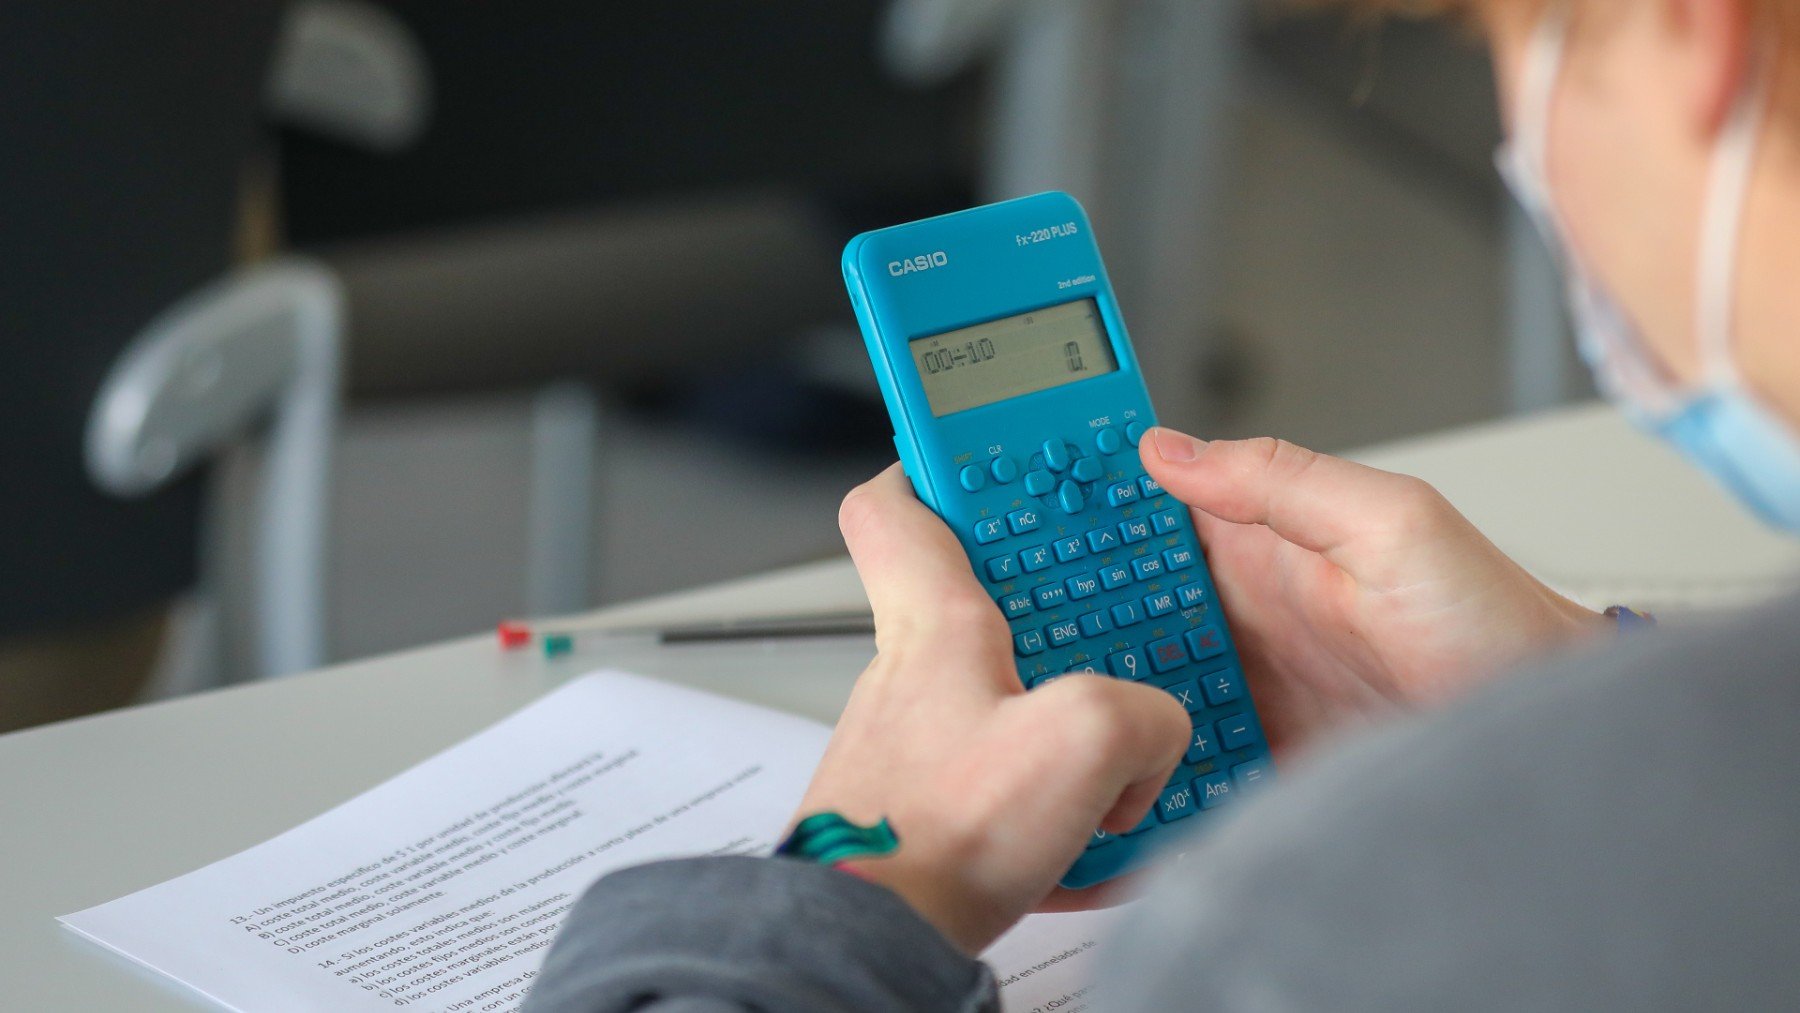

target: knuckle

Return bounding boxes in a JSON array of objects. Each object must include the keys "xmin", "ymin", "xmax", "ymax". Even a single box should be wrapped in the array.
[
  {"xmin": 1055, "ymin": 679, "xmax": 1138, "ymax": 754},
  {"xmin": 1241, "ymin": 436, "xmax": 1284, "ymax": 470},
  {"xmin": 1392, "ymin": 474, "xmax": 1450, "ymax": 525},
  {"xmin": 1266, "ymin": 438, "xmax": 1321, "ymax": 480},
  {"xmin": 837, "ymin": 481, "xmax": 883, "ymax": 544}
]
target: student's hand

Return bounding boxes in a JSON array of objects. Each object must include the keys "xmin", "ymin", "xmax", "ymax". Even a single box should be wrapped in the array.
[
  {"xmin": 795, "ymin": 465, "xmax": 1191, "ymax": 955},
  {"xmin": 1140, "ymin": 428, "xmax": 1609, "ymax": 753}
]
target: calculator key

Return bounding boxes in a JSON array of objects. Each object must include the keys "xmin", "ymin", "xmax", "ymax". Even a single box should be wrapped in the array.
[
  {"xmin": 990, "ymin": 456, "xmax": 1019, "ymax": 484},
  {"xmin": 1194, "ymin": 772, "xmax": 1233, "ymax": 809},
  {"xmin": 1161, "ymin": 678, "xmax": 1202, "ymax": 710},
  {"xmin": 1109, "ymin": 600, "xmax": 1143, "ymax": 627},
  {"xmin": 1057, "ymin": 480, "xmax": 1085, "ymax": 514},
  {"xmin": 1151, "ymin": 509, "xmax": 1182, "ymax": 534},
  {"xmin": 1077, "ymin": 611, "xmax": 1111, "ymax": 637},
  {"xmin": 1033, "ymin": 584, "xmax": 1068, "ymax": 610},
  {"xmin": 984, "ymin": 554, "xmax": 1020, "ymax": 581},
  {"xmin": 1007, "ymin": 507, "xmax": 1043, "ymax": 534},
  {"xmin": 1046, "ymin": 620, "xmax": 1081, "ymax": 648},
  {"xmin": 1053, "ymin": 536, "xmax": 1087, "ymax": 562},
  {"xmin": 1201, "ymin": 668, "xmax": 1243, "ymax": 706},
  {"xmin": 1020, "ymin": 545, "xmax": 1053, "ymax": 573},
  {"xmin": 1106, "ymin": 481, "xmax": 1140, "ymax": 507},
  {"xmin": 1106, "ymin": 648, "xmax": 1146, "ymax": 680},
  {"xmin": 1099, "ymin": 564, "xmax": 1133, "ymax": 590},
  {"xmin": 1143, "ymin": 590, "xmax": 1177, "ymax": 617},
  {"xmin": 1184, "ymin": 624, "xmax": 1227, "ymax": 662},
  {"xmin": 1119, "ymin": 518, "xmax": 1152, "ymax": 543},
  {"xmin": 1147, "ymin": 637, "xmax": 1189, "ymax": 675},
  {"xmin": 998, "ymin": 592, "xmax": 1034, "ymax": 619},
  {"xmin": 1125, "ymin": 421, "xmax": 1147, "ymax": 446},
  {"xmin": 959, "ymin": 464, "xmax": 986, "ymax": 492},
  {"xmin": 1066, "ymin": 659, "xmax": 1103, "ymax": 675},
  {"xmin": 1086, "ymin": 528, "xmax": 1121, "ymax": 553},
  {"xmin": 1139, "ymin": 474, "xmax": 1163, "ymax": 497},
  {"xmin": 1042, "ymin": 439, "xmax": 1071, "ymax": 472},
  {"xmin": 1072, "ymin": 456, "xmax": 1103, "ymax": 483},
  {"xmin": 1095, "ymin": 427, "xmax": 1123, "ymax": 455},
  {"xmin": 1014, "ymin": 629, "xmax": 1046, "ymax": 656},
  {"xmin": 1185, "ymin": 723, "xmax": 1218, "ymax": 763},
  {"xmin": 1066, "ymin": 572, "xmax": 1099, "ymax": 599},
  {"xmin": 1232, "ymin": 759, "xmax": 1272, "ymax": 789},
  {"xmin": 1163, "ymin": 545, "xmax": 1197, "ymax": 571},
  {"xmin": 974, "ymin": 517, "xmax": 1007, "ymax": 544},
  {"xmin": 1087, "ymin": 827, "xmax": 1117, "ymax": 849},
  {"xmin": 1218, "ymin": 713, "xmax": 1263, "ymax": 752},
  {"xmin": 1024, "ymin": 469, "xmax": 1056, "ymax": 497},
  {"xmin": 1176, "ymin": 582, "xmax": 1207, "ymax": 609},
  {"xmin": 1125, "ymin": 803, "xmax": 1159, "ymax": 835},
  {"xmin": 1156, "ymin": 783, "xmax": 1196, "ymax": 823},
  {"xmin": 1131, "ymin": 556, "xmax": 1165, "ymax": 581}
]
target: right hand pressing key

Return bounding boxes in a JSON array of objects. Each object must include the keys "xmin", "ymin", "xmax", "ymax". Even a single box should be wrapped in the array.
[{"xmin": 791, "ymin": 464, "xmax": 1192, "ymax": 955}]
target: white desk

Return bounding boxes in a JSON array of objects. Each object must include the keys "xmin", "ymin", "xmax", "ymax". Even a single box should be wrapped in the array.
[{"xmin": 5, "ymin": 404, "xmax": 1797, "ymax": 1010}]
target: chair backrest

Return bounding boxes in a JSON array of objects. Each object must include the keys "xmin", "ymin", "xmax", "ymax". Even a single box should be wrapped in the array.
[{"xmin": 86, "ymin": 260, "xmax": 344, "ymax": 678}]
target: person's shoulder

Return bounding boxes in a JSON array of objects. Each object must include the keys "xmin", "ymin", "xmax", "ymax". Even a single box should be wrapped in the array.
[{"xmin": 1104, "ymin": 593, "xmax": 1800, "ymax": 1011}]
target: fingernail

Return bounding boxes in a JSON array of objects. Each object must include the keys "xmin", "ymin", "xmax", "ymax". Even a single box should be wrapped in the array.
[{"xmin": 1149, "ymin": 427, "xmax": 1204, "ymax": 463}]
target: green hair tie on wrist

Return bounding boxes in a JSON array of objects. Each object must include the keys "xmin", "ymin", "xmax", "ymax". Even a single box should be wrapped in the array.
[{"xmin": 774, "ymin": 812, "xmax": 900, "ymax": 865}]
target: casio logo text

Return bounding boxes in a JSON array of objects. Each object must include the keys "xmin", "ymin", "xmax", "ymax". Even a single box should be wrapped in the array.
[{"xmin": 887, "ymin": 251, "xmax": 949, "ymax": 276}]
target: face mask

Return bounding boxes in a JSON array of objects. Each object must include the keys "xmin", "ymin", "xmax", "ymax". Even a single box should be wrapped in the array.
[{"xmin": 1495, "ymin": 3, "xmax": 1800, "ymax": 532}]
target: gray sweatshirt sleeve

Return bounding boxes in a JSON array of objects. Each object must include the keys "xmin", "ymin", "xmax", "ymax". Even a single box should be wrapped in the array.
[
  {"xmin": 523, "ymin": 855, "xmax": 998, "ymax": 1013},
  {"xmin": 1102, "ymin": 595, "xmax": 1800, "ymax": 1010}
]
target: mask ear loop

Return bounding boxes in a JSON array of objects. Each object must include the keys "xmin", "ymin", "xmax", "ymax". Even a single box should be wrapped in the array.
[
  {"xmin": 1513, "ymin": 0, "xmax": 1571, "ymax": 188},
  {"xmin": 1508, "ymin": 0, "xmax": 1675, "ymax": 412},
  {"xmin": 1694, "ymin": 38, "xmax": 1774, "ymax": 388}
]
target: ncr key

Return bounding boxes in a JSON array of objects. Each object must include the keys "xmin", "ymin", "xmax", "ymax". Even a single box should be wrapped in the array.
[{"xmin": 1008, "ymin": 507, "xmax": 1043, "ymax": 534}]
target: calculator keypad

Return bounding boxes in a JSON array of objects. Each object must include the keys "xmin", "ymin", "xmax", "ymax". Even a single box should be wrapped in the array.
[{"xmin": 960, "ymin": 430, "xmax": 1273, "ymax": 846}]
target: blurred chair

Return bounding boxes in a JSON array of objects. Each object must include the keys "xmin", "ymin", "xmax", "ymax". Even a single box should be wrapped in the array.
[
  {"xmin": 78, "ymin": 0, "xmax": 439, "ymax": 685},
  {"xmin": 86, "ymin": 259, "xmax": 344, "ymax": 679},
  {"xmin": 257, "ymin": 2, "xmax": 970, "ymax": 653}
]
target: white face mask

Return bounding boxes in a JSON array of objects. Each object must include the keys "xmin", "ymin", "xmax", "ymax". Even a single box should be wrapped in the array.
[{"xmin": 1495, "ymin": 2, "xmax": 1800, "ymax": 533}]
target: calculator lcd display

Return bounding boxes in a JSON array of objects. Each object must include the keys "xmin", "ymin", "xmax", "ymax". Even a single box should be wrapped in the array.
[{"xmin": 910, "ymin": 298, "xmax": 1118, "ymax": 416}]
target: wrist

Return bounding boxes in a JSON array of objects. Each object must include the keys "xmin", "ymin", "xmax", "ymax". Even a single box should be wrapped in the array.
[
  {"xmin": 836, "ymin": 852, "xmax": 995, "ymax": 954},
  {"xmin": 774, "ymin": 811, "xmax": 997, "ymax": 951}
]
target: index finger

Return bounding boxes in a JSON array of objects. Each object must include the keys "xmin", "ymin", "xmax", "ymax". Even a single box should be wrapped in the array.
[{"xmin": 1140, "ymin": 430, "xmax": 1436, "ymax": 565}]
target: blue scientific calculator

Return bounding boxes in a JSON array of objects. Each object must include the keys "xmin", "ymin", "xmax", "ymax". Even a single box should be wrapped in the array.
[{"xmin": 842, "ymin": 192, "xmax": 1272, "ymax": 888}]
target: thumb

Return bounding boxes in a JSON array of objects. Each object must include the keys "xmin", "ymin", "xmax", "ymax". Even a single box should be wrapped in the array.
[
  {"xmin": 1140, "ymin": 428, "xmax": 1439, "ymax": 568},
  {"xmin": 839, "ymin": 464, "xmax": 1009, "ymax": 649}
]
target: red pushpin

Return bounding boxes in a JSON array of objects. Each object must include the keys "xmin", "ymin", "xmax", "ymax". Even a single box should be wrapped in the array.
[{"xmin": 497, "ymin": 621, "xmax": 534, "ymax": 650}]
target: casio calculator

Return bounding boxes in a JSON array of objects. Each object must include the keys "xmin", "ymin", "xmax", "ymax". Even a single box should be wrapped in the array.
[{"xmin": 842, "ymin": 192, "xmax": 1273, "ymax": 888}]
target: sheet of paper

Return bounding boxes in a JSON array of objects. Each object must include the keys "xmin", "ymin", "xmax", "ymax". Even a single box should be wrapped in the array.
[
  {"xmin": 62, "ymin": 670, "xmax": 1117, "ymax": 1012},
  {"xmin": 984, "ymin": 907, "xmax": 1122, "ymax": 1013}
]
